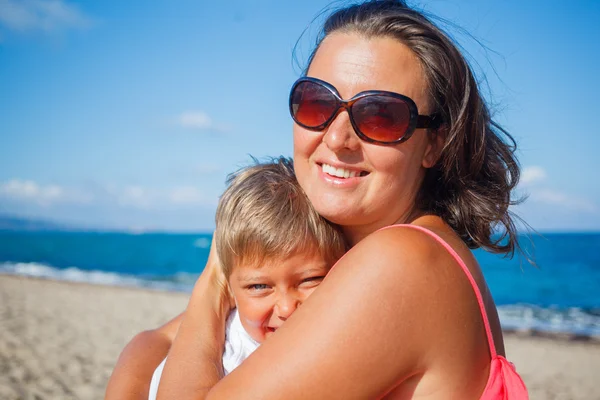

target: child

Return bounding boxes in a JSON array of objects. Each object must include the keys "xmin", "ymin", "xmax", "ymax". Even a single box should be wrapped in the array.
[{"xmin": 148, "ymin": 157, "xmax": 346, "ymax": 399}]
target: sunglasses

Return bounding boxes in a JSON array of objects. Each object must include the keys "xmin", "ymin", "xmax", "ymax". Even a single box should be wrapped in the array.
[{"xmin": 289, "ymin": 77, "xmax": 441, "ymax": 145}]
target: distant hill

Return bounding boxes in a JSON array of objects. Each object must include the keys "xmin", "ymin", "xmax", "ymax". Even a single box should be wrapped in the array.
[
  {"xmin": 0, "ymin": 215, "xmax": 209, "ymax": 234},
  {"xmin": 0, "ymin": 215, "xmax": 77, "ymax": 232}
]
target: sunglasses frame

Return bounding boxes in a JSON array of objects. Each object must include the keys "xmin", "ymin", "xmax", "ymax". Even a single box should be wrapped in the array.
[{"xmin": 289, "ymin": 77, "xmax": 441, "ymax": 145}]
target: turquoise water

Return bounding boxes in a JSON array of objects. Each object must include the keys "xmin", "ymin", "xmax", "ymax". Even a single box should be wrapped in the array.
[{"xmin": 1, "ymin": 231, "xmax": 599, "ymax": 335}]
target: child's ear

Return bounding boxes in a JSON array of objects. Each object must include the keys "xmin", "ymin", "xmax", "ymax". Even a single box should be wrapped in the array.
[
  {"xmin": 225, "ymin": 281, "xmax": 236, "ymax": 308},
  {"xmin": 212, "ymin": 267, "xmax": 236, "ymax": 309},
  {"xmin": 227, "ymin": 282, "xmax": 235, "ymax": 300}
]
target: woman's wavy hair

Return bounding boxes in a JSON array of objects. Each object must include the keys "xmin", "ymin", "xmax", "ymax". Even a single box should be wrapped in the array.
[{"xmin": 304, "ymin": 0, "xmax": 522, "ymax": 256}]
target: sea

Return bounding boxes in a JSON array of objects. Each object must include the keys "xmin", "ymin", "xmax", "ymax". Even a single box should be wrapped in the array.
[{"xmin": 1, "ymin": 231, "xmax": 599, "ymax": 337}]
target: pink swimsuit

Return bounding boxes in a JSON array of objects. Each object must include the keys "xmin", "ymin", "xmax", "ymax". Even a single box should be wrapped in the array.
[{"xmin": 379, "ymin": 225, "xmax": 529, "ymax": 399}]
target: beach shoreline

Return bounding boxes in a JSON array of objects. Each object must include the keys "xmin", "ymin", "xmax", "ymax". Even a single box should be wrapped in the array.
[{"xmin": 1, "ymin": 274, "xmax": 599, "ymax": 399}]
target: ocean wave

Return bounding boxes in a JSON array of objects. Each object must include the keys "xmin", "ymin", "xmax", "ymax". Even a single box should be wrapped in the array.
[
  {"xmin": 193, "ymin": 237, "xmax": 211, "ymax": 249},
  {"xmin": 0, "ymin": 261, "xmax": 197, "ymax": 292},
  {"xmin": 498, "ymin": 304, "xmax": 600, "ymax": 337},
  {"xmin": 2, "ymin": 261, "xmax": 599, "ymax": 337}
]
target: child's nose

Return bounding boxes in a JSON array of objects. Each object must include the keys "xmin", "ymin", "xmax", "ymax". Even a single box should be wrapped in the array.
[{"xmin": 275, "ymin": 293, "xmax": 301, "ymax": 321}]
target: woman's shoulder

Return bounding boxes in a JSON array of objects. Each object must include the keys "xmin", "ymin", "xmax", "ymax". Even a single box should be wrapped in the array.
[
  {"xmin": 341, "ymin": 219, "xmax": 490, "ymax": 329},
  {"xmin": 332, "ymin": 219, "xmax": 481, "ymax": 311},
  {"xmin": 348, "ymin": 218, "xmax": 476, "ymax": 274}
]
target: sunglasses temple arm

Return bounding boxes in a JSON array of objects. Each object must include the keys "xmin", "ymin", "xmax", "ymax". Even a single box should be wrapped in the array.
[{"xmin": 416, "ymin": 114, "xmax": 442, "ymax": 129}]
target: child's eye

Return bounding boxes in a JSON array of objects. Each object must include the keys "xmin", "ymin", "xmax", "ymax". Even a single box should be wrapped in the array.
[
  {"xmin": 301, "ymin": 276, "xmax": 325, "ymax": 286},
  {"xmin": 247, "ymin": 283, "xmax": 269, "ymax": 291}
]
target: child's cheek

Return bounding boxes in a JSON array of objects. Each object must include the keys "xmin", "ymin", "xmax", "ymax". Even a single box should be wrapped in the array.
[
  {"xmin": 239, "ymin": 314, "xmax": 268, "ymax": 343},
  {"xmin": 241, "ymin": 316, "xmax": 263, "ymax": 328}
]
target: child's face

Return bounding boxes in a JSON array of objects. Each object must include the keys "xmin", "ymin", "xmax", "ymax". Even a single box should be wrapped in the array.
[{"xmin": 228, "ymin": 251, "xmax": 331, "ymax": 343}]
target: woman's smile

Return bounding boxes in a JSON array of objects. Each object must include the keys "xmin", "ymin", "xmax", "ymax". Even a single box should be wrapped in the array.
[{"xmin": 318, "ymin": 161, "xmax": 370, "ymax": 187}]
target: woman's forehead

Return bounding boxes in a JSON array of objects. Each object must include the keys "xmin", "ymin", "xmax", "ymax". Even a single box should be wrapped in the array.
[{"xmin": 307, "ymin": 32, "xmax": 429, "ymax": 106}]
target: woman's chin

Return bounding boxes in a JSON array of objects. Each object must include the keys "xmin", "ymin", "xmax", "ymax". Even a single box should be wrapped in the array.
[{"xmin": 312, "ymin": 200, "xmax": 364, "ymax": 226}]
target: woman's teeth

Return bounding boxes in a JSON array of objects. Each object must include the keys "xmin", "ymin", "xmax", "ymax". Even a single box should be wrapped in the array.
[{"xmin": 322, "ymin": 163, "xmax": 359, "ymax": 178}]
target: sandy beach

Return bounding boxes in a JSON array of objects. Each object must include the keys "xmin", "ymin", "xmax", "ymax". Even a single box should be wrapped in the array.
[{"xmin": 1, "ymin": 275, "xmax": 599, "ymax": 400}]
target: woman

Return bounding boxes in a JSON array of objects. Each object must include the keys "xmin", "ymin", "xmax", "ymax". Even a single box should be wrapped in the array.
[{"xmin": 107, "ymin": 1, "xmax": 528, "ymax": 398}]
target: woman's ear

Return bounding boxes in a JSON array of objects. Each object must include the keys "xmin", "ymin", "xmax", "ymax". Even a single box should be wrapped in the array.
[{"xmin": 422, "ymin": 125, "xmax": 447, "ymax": 168}]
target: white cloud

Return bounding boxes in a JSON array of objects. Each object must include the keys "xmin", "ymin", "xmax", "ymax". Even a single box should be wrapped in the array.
[
  {"xmin": 117, "ymin": 185, "xmax": 154, "ymax": 210},
  {"xmin": 178, "ymin": 111, "xmax": 212, "ymax": 129},
  {"xmin": 175, "ymin": 111, "xmax": 229, "ymax": 133},
  {"xmin": 1, "ymin": 179, "xmax": 219, "ymax": 212},
  {"xmin": 0, "ymin": 179, "xmax": 92, "ymax": 205},
  {"xmin": 168, "ymin": 186, "xmax": 217, "ymax": 206},
  {"xmin": 517, "ymin": 166, "xmax": 597, "ymax": 214},
  {"xmin": 521, "ymin": 166, "xmax": 547, "ymax": 185},
  {"xmin": 530, "ymin": 189, "xmax": 597, "ymax": 213},
  {"xmin": 105, "ymin": 183, "xmax": 217, "ymax": 209},
  {"xmin": 0, "ymin": 0, "xmax": 93, "ymax": 33}
]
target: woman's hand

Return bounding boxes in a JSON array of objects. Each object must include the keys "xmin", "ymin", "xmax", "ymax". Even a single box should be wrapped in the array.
[{"xmin": 156, "ymin": 236, "xmax": 233, "ymax": 400}]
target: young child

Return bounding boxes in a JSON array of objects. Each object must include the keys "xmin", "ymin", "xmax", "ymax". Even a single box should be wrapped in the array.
[{"xmin": 148, "ymin": 157, "xmax": 346, "ymax": 399}]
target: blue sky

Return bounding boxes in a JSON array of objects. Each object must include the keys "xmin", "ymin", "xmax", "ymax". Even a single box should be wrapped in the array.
[{"xmin": 1, "ymin": 0, "xmax": 599, "ymax": 232}]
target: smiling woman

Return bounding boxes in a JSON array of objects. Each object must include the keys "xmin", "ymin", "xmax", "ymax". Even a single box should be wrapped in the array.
[
  {"xmin": 107, "ymin": 1, "xmax": 528, "ymax": 399},
  {"xmin": 292, "ymin": 33, "xmax": 442, "ymax": 245}
]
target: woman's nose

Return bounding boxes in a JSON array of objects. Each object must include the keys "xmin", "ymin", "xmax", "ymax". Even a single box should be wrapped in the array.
[
  {"xmin": 322, "ymin": 111, "xmax": 361, "ymax": 152},
  {"xmin": 275, "ymin": 292, "xmax": 301, "ymax": 321}
]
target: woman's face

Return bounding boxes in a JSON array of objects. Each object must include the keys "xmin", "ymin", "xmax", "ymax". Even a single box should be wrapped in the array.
[{"xmin": 293, "ymin": 32, "xmax": 440, "ymax": 245}]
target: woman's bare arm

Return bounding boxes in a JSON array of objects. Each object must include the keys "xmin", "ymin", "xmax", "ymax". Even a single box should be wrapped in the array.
[
  {"xmin": 105, "ymin": 312, "xmax": 183, "ymax": 400},
  {"xmin": 159, "ymin": 226, "xmax": 492, "ymax": 399},
  {"xmin": 156, "ymin": 236, "xmax": 233, "ymax": 399}
]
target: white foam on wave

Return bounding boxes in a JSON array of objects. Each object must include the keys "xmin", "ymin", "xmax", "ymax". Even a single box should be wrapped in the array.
[
  {"xmin": 193, "ymin": 237, "xmax": 211, "ymax": 249},
  {"xmin": 498, "ymin": 304, "xmax": 600, "ymax": 336},
  {"xmin": 2, "ymin": 262, "xmax": 598, "ymax": 336},
  {"xmin": 0, "ymin": 262, "xmax": 195, "ymax": 292}
]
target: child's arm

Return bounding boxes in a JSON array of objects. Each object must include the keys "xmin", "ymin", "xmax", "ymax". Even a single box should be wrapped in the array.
[{"xmin": 104, "ymin": 313, "xmax": 183, "ymax": 400}]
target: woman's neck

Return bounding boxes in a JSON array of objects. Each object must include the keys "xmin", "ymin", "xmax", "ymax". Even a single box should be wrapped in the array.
[{"xmin": 343, "ymin": 208, "xmax": 428, "ymax": 247}]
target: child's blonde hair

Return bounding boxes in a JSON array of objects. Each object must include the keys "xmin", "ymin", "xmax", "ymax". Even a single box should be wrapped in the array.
[{"xmin": 215, "ymin": 157, "xmax": 346, "ymax": 278}]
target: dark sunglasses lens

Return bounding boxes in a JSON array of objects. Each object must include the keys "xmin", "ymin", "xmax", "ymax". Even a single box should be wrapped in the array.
[
  {"xmin": 352, "ymin": 96, "xmax": 411, "ymax": 142},
  {"xmin": 291, "ymin": 81, "xmax": 338, "ymax": 128}
]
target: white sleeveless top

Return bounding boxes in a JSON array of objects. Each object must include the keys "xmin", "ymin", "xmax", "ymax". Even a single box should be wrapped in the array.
[{"xmin": 148, "ymin": 309, "xmax": 260, "ymax": 400}]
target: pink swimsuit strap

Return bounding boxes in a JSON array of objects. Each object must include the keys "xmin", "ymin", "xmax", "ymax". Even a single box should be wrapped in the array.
[{"xmin": 376, "ymin": 224, "xmax": 497, "ymax": 358}]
